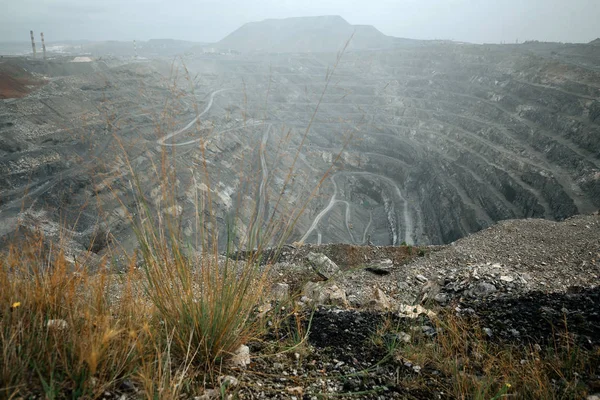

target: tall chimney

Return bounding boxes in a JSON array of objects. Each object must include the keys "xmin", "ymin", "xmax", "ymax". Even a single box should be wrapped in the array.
[
  {"xmin": 40, "ymin": 32, "xmax": 47, "ymax": 60},
  {"xmin": 30, "ymin": 30, "xmax": 37, "ymax": 58}
]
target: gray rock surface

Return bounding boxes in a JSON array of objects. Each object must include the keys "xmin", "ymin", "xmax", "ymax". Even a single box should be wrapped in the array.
[{"xmin": 306, "ymin": 252, "xmax": 340, "ymax": 280}]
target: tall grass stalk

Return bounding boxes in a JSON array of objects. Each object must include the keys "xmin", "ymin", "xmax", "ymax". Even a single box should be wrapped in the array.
[{"xmin": 0, "ymin": 36, "xmax": 356, "ymax": 397}]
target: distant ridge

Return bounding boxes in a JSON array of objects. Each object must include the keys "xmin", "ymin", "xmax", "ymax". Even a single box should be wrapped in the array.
[
  {"xmin": 589, "ymin": 38, "xmax": 600, "ymax": 46},
  {"xmin": 216, "ymin": 15, "xmax": 415, "ymax": 53}
]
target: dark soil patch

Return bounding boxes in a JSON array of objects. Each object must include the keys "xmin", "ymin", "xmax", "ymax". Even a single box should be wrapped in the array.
[
  {"xmin": 242, "ymin": 308, "xmax": 445, "ymax": 399},
  {"xmin": 460, "ymin": 286, "xmax": 600, "ymax": 347}
]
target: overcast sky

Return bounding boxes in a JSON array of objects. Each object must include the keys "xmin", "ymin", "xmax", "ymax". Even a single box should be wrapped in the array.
[{"xmin": 1, "ymin": 0, "xmax": 598, "ymax": 44}]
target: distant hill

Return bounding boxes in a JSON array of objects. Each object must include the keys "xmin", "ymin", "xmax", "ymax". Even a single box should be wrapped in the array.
[
  {"xmin": 216, "ymin": 15, "xmax": 415, "ymax": 53},
  {"xmin": 589, "ymin": 38, "xmax": 600, "ymax": 46}
]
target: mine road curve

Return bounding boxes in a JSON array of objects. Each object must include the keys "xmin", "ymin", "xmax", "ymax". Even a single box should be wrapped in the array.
[
  {"xmin": 341, "ymin": 171, "xmax": 414, "ymax": 245},
  {"xmin": 300, "ymin": 176, "xmax": 339, "ymax": 244},
  {"xmin": 300, "ymin": 170, "xmax": 414, "ymax": 245},
  {"xmin": 157, "ymin": 89, "xmax": 228, "ymax": 146},
  {"xmin": 251, "ymin": 124, "xmax": 271, "ymax": 232}
]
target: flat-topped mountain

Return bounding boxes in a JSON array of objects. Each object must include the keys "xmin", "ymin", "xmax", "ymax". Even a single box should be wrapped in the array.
[{"xmin": 216, "ymin": 15, "xmax": 403, "ymax": 53}]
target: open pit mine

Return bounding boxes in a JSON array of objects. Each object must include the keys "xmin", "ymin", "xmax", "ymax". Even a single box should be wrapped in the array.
[{"xmin": 1, "ymin": 16, "xmax": 599, "ymax": 262}]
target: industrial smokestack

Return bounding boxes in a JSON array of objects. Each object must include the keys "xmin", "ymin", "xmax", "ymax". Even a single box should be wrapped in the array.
[
  {"xmin": 30, "ymin": 30, "xmax": 37, "ymax": 58},
  {"xmin": 40, "ymin": 32, "xmax": 47, "ymax": 60}
]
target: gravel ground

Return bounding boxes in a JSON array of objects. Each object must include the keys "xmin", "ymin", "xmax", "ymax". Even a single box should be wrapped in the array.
[
  {"xmin": 221, "ymin": 214, "xmax": 600, "ymax": 399},
  {"xmin": 265, "ymin": 213, "xmax": 600, "ymax": 307}
]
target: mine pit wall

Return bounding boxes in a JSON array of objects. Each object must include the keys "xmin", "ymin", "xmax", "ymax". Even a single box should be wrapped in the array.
[{"xmin": 2, "ymin": 43, "xmax": 599, "ymax": 252}]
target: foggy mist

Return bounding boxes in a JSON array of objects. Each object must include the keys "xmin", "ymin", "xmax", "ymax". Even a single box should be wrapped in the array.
[{"xmin": 1, "ymin": 0, "xmax": 599, "ymax": 44}]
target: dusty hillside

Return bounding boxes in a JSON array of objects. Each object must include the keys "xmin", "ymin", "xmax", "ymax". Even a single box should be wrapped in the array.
[{"xmin": 216, "ymin": 15, "xmax": 400, "ymax": 53}]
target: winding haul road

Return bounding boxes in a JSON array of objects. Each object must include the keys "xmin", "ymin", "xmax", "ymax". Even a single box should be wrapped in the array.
[
  {"xmin": 153, "ymin": 87, "xmax": 416, "ymax": 246},
  {"xmin": 157, "ymin": 89, "xmax": 227, "ymax": 146},
  {"xmin": 300, "ymin": 171, "xmax": 414, "ymax": 245},
  {"xmin": 252, "ymin": 124, "xmax": 271, "ymax": 231},
  {"xmin": 300, "ymin": 176, "xmax": 339, "ymax": 244}
]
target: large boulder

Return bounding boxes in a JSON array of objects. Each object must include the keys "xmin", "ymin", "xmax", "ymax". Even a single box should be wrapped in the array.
[
  {"xmin": 306, "ymin": 252, "xmax": 340, "ymax": 280},
  {"xmin": 302, "ymin": 281, "xmax": 348, "ymax": 307}
]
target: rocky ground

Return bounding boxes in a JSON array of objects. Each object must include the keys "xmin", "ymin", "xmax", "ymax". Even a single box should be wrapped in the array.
[
  {"xmin": 6, "ymin": 214, "xmax": 600, "ymax": 400},
  {"xmin": 210, "ymin": 213, "xmax": 600, "ymax": 399}
]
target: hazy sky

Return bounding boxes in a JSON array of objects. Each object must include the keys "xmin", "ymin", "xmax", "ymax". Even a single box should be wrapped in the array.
[{"xmin": 1, "ymin": 0, "xmax": 598, "ymax": 44}]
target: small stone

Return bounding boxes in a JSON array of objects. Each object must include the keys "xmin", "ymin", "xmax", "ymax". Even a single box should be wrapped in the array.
[
  {"xmin": 347, "ymin": 294, "xmax": 361, "ymax": 307},
  {"xmin": 367, "ymin": 287, "xmax": 392, "ymax": 311},
  {"xmin": 483, "ymin": 327, "xmax": 493, "ymax": 337},
  {"xmin": 396, "ymin": 331, "xmax": 411, "ymax": 343},
  {"xmin": 471, "ymin": 282, "xmax": 496, "ymax": 297},
  {"xmin": 271, "ymin": 283, "xmax": 290, "ymax": 301},
  {"xmin": 397, "ymin": 304, "xmax": 436, "ymax": 318},
  {"xmin": 365, "ymin": 259, "xmax": 393, "ymax": 275},
  {"xmin": 415, "ymin": 274, "xmax": 428, "ymax": 283},
  {"xmin": 219, "ymin": 375, "xmax": 239, "ymax": 388},
  {"xmin": 500, "ymin": 275, "xmax": 514, "ymax": 283},
  {"xmin": 118, "ymin": 379, "xmax": 135, "ymax": 392},
  {"xmin": 302, "ymin": 282, "xmax": 348, "ymax": 307},
  {"xmin": 230, "ymin": 345, "xmax": 250, "ymax": 367},
  {"xmin": 433, "ymin": 293, "xmax": 448, "ymax": 304},
  {"xmin": 417, "ymin": 280, "xmax": 441, "ymax": 304},
  {"xmin": 273, "ymin": 362, "xmax": 285, "ymax": 370},
  {"xmin": 422, "ymin": 325, "xmax": 436, "ymax": 336},
  {"xmin": 257, "ymin": 302, "xmax": 272, "ymax": 317},
  {"xmin": 47, "ymin": 319, "xmax": 68, "ymax": 330},
  {"xmin": 196, "ymin": 389, "xmax": 218, "ymax": 399}
]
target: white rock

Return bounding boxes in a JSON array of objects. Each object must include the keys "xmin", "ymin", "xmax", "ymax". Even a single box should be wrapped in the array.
[
  {"xmin": 500, "ymin": 275, "xmax": 515, "ymax": 283},
  {"xmin": 230, "ymin": 345, "xmax": 250, "ymax": 367},
  {"xmin": 286, "ymin": 386, "xmax": 304, "ymax": 396},
  {"xmin": 219, "ymin": 375, "xmax": 239, "ymax": 387},
  {"xmin": 195, "ymin": 389, "xmax": 218, "ymax": 399},
  {"xmin": 302, "ymin": 281, "xmax": 348, "ymax": 307},
  {"xmin": 397, "ymin": 331, "xmax": 412, "ymax": 343},
  {"xmin": 367, "ymin": 287, "xmax": 392, "ymax": 311},
  {"xmin": 415, "ymin": 274, "xmax": 428, "ymax": 283},
  {"xmin": 397, "ymin": 304, "xmax": 436, "ymax": 319},
  {"xmin": 47, "ymin": 319, "xmax": 68, "ymax": 330},
  {"xmin": 327, "ymin": 285, "xmax": 348, "ymax": 307}
]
